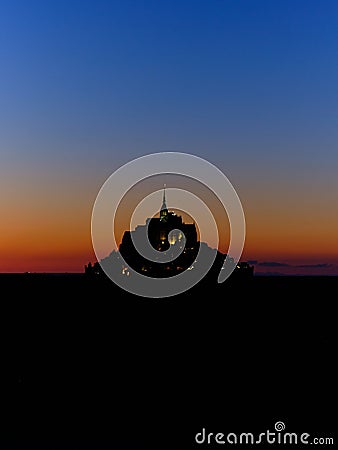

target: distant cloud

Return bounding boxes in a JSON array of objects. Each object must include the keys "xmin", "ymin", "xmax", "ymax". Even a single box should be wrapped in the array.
[
  {"xmin": 254, "ymin": 271, "xmax": 287, "ymax": 276},
  {"xmin": 258, "ymin": 261, "xmax": 290, "ymax": 267},
  {"xmin": 295, "ymin": 263, "xmax": 332, "ymax": 268},
  {"xmin": 249, "ymin": 261, "xmax": 334, "ymax": 272}
]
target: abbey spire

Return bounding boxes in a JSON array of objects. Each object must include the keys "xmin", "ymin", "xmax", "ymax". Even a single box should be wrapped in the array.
[{"xmin": 160, "ymin": 184, "xmax": 168, "ymax": 221}]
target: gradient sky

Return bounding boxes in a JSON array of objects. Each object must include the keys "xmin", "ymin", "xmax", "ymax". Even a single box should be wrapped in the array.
[{"xmin": 1, "ymin": 0, "xmax": 338, "ymax": 274}]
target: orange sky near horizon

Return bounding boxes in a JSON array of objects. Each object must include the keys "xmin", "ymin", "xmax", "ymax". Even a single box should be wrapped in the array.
[{"xmin": 1, "ymin": 168, "xmax": 338, "ymax": 274}]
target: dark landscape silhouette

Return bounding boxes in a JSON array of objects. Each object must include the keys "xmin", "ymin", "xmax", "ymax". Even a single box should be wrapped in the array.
[{"xmin": 2, "ymin": 270, "xmax": 336, "ymax": 449}]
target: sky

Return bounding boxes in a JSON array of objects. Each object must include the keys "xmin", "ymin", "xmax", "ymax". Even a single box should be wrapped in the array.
[{"xmin": 0, "ymin": 0, "xmax": 338, "ymax": 274}]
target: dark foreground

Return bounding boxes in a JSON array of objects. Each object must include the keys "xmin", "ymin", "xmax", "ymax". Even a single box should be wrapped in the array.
[{"xmin": 1, "ymin": 274, "xmax": 336, "ymax": 449}]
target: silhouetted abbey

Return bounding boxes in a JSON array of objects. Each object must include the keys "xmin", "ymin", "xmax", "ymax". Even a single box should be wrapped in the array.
[
  {"xmin": 119, "ymin": 187, "xmax": 199, "ymax": 277},
  {"xmin": 85, "ymin": 187, "xmax": 254, "ymax": 282}
]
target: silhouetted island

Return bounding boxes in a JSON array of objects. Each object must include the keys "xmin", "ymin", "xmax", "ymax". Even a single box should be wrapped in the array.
[{"xmin": 85, "ymin": 187, "xmax": 254, "ymax": 285}]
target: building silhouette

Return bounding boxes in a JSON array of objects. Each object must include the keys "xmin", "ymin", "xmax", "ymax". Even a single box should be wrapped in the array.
[
  {"xmin": 85, "ymin": 187, "xmax": 254, "ymax": 282},
  {"xmin": 118, "ymin": 187, "xmax": 199, "ymax": 277}
]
